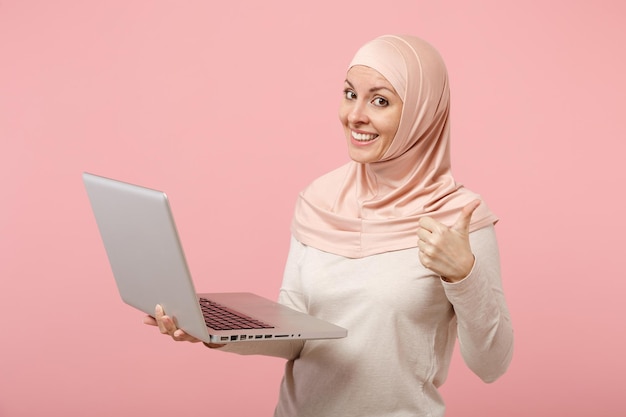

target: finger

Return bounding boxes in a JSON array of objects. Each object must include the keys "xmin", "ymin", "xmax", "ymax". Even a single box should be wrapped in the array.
[
  {"xmin": 172, "ymin": 329, "xmax": 187, "ymax": 340},
  {"xmin": 418, "ymin": 216, "xmax": 441, "ymax": 234},
  {"xmin": 416, "ymin": 226, "xmax": 431, "ymax": 243},
  {"xmin": 417, "ymin": 237, "xmax": 426, "ymax": 252},
  {"xmin": 452, "ymin": 199, "xmax": 481, "ymax": 233},
  {"xmin": 417, "ymin": 239, "xmax": 433, "ymax": 258},
  {"xmin": 155, "ymin": 305, "xmax": 168, "ymax": 334},
  {"xmin": 418, "ymin": 248, "xmax": 434, "ymax": 271},
  {"xmin": 143, "ymin": 315, "xmax": 158, "ymax": 326},
  {"xmin": 172, "ymin": 329, "xmax": 201, "ymax": 343},
  {"xmin": 160, "ymin": 314, "xmax": 178, "ymax": 335}
]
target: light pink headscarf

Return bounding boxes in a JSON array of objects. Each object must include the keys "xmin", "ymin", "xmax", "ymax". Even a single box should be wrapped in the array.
[{"xmin": 291, "ymin": 35, "xmax": 498, "ymax": 258}]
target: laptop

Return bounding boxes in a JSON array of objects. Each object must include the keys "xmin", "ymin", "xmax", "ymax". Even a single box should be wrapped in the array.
[{"xmin": 83, "ymin": 172, "xmax": 347, "ymax": 344}]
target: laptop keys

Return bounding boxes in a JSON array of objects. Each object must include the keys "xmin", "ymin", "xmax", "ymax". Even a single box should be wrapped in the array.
[{"xmin": 199, "ymin": 297, "xmax": 274, "ymax": 330}]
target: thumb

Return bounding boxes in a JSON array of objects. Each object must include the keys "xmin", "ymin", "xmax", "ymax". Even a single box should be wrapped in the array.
[{"xmin": 452, "ymin": 199, "xmax": 481, "ymax": 233}]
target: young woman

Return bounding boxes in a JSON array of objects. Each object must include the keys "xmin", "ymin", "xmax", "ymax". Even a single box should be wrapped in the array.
[{"xmin": 146, "ymin": 34, "xmax": 514, "ymax": 417}]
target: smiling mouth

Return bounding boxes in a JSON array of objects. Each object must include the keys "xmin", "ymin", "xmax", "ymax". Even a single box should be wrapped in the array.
[{"xmin": 351, "ymin": 131, "xmax": 378, "ymax": 142}]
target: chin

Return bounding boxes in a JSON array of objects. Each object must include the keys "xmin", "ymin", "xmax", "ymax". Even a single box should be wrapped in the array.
[
  {"xmin": 346, "ymin": 139, "xmax": 385, "ymax": 164},
  {"xmin": 348, "ymin": 151, "xmax": 377, "ymax": 164}
]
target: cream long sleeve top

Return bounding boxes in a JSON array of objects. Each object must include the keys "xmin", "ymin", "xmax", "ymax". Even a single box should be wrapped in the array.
[{"xmin": 219, "ymin": 225, "xmax": 514, "ymax": 417}]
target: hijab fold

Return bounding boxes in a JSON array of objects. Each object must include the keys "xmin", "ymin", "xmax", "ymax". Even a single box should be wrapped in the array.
[{"xmin": 292, "ymin": 35, "xmax": 497, "ymax": 259}]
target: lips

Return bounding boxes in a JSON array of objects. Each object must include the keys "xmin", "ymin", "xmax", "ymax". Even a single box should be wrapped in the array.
[{"xmin": 351, "ymin": 130, "xmax": 378, "ymax": 142}]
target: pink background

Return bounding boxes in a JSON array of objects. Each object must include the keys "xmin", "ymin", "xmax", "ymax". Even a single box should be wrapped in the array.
[{"xmin": 1, "ymin": 1, "xmax": 625, "ymax": 416}]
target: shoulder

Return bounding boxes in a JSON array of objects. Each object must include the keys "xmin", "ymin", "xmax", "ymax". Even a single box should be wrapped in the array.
[
  {"xmin": 469, "ymin": 224, "xmax": 497, "ymax": 245},
  {"xmin": 468, "ymin": 224, "xmax": 501, "ymax": 262}
]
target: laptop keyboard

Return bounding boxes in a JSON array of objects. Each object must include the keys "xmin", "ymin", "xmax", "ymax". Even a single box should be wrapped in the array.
[{"xmin": 199, "ymin": 297, "xmax": 274, "ymax": 330}]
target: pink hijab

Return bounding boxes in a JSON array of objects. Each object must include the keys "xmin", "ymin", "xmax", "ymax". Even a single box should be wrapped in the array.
[{"xmin": 291, "ymin": 35, "xmax": 498, "ymax": 258}]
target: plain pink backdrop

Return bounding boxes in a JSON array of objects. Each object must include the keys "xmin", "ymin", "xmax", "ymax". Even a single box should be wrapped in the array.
[{"xmin": 1, "ymin": 1, "xmax": 625, "ymax": 416}]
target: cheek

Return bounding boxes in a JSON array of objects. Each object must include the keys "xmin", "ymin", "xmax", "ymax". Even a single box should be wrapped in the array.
[
  {"xmin": 387, "ymin": 120, "xmax": 400, "ymax": 139},
  {"xmin": 384, "ymin": 110, "xmax": 402, "ymax": 140},
  {"xmin": 380, "ymin": 115, "xmax": 399, "ymax": 139},
  {"xmin": 337, "ymin": 104, "xmax": 349, "ymax": 125},
  {"xmin": 378, "ymin": 118, "xmax": 400, "ymax": 155}
]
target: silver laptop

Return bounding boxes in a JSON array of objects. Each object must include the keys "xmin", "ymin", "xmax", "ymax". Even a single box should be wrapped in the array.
[{"xmin": 83, "ymin": 172, "xmax": 347, "ymax": 344}]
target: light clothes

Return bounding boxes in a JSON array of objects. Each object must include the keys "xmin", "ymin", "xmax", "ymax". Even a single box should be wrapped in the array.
[{"xmin": 221, "ymin": 225, "xmax": 514, "ymax": 416}]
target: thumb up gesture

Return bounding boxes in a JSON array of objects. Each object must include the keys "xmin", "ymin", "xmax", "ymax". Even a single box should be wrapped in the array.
[{"xmin": 416, "ymin": 200, "xmax": 481, "ymax": 283}]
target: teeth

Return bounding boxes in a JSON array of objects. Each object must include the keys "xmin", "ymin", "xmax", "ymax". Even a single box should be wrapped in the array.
[{"xmin": 352, "ymin": 131, "xmax": 378, "ymax": 141}]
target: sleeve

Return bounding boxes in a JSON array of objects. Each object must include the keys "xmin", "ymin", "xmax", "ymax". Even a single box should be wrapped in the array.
[
  {"xmin": 441, "ymin": 225, "xmax": 514, "ymax": 383},
  {"xmin": 212, "ymin": 236, "xmax": 306, "ymax": 360}
]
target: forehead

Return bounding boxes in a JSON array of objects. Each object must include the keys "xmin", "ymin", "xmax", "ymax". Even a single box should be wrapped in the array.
[{"xmin": 346, "ymin": 65, "xmax": 399, "ymax": 94}]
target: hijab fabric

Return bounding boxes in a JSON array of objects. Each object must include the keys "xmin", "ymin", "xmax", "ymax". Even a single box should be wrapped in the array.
[{"xmin": 291, "ymin": 35, "xmax": 498, "ymax": 259}]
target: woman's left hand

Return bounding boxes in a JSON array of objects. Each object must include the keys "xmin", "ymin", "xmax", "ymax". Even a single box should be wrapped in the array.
[{"xmin": 416, "ymin": 200, "xmax": 480, "ymax": 283}]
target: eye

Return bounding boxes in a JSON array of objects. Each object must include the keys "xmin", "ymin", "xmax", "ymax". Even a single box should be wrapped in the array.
[
  {"xmin": 372, "ymin": 97, "xmax": 389, "ymax": 107},
  {"xmin": 343, "ymin": 89, "xmax": 357, "ymax": 100}
]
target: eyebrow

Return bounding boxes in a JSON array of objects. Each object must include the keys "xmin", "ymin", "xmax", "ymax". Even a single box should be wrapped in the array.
[{"xmin": 344, "ymin": 79, "xmax": 395, "ymax": 95}]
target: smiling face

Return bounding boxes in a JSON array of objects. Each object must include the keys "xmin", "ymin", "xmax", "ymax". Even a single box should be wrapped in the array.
[{"xmin": 338, "ymin": 65, "xmax": 403, "ymax": 164}]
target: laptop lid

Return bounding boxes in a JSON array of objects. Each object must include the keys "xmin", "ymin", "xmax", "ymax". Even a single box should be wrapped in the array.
[{"xmin": 82, "ymin": 172, "xmax": 347, "ymax": 343}]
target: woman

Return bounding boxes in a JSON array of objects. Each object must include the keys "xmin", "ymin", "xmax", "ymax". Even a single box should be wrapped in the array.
[{"xmin": 146, "ymin": 34, "xmax": 514, "ymax": 416}]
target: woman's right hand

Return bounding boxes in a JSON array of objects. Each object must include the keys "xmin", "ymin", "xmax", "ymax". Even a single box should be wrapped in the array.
[{"xmin": 143, "ymin": 304, "xmax": 225, "ymax": 348}]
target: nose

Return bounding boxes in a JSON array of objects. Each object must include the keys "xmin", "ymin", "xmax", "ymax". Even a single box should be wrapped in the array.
[{"xmin": 347, "ymin": 101, "xmax": 369, "ymax": 125}]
